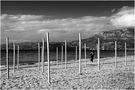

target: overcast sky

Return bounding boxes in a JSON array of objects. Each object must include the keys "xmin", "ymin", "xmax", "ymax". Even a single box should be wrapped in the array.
[{"xmin": 1, "ymin": 1, "xmax": 134, "ymax": 43}]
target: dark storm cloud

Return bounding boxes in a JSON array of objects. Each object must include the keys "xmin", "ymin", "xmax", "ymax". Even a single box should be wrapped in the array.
[{"xmin": 1, "ymin": 1, "xmax": 134, "ymax": 43}]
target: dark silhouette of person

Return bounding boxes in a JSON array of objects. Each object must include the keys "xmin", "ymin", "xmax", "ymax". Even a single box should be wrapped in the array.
[{"xmin": 90, "ymin": 51, "xmax": 94, "ymax": 62}]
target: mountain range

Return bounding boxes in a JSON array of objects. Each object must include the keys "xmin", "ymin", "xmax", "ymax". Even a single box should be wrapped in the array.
[{"xmin": 1, "ymin": 27, "xmax": 134, "ymax": 51}]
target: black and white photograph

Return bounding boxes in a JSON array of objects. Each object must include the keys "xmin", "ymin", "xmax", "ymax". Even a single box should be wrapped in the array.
[{"xmin": 0, "ymin": 0, "xmax": 134, "ymax": 90}]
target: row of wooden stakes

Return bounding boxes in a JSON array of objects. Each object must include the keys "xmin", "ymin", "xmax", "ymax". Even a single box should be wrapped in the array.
[{"xmin": 5, "ymin": 32, "xmax": 127, "ymax": 84}]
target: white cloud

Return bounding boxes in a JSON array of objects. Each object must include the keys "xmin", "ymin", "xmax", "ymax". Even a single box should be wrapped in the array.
[
  {"xmin": 18, "ymin": 15, "xmax": 44, "ymax": 21},
  {"xmin": 110, "ymin": 6, "xmax": 135, "ymax": 28},
  {"xmin": 1, "ymin": 14, "xmax": 111, "ymax": 33},
  {"xmin": 0, "ymin": 14, "xmax": 113, "ymax": 42},
  {"xmin": 1, "ymin": 6, "xmax": 134, "ymax": 42}
]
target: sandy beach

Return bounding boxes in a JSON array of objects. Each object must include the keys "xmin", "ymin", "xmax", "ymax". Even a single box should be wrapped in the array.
[{"xmin": 0, "ymin": 55, "xmax": 134, "ymax": 90}]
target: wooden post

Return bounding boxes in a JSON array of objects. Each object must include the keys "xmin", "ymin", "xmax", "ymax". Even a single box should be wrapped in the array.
[
  {"xmin": 13, "ymin": 42, "xmax": 15, "ymax": 73},
  {"xmin": 61, "ymin": 45, "xmax": 63, "ymax": 63},
  {"xmin": 79, "ymin": 33, "xmax": 81, "ymax": 74},
  {"xmin": 65, "ymin": 40, "xmax": 67, "ymax": 69},
  {"xmin": 125, "ymin": 42, "xmax": 127, "ymax": 65},
  {"xmin": 84, "ymin": 43, "xmax": 86, "ymax": 66},
  {"xmin": 56, "ymin": 47, "xmax": 58, "ymax": 65},
  {"xmin": 75, "ymin": 46, "xmax": 77, "ymax": 61},
  {"xmin": 6, "ymin": 37, "xmax": 9, "ymax": 79},
  {"xmin": 98, "ymin": 38, "xmax": 100, "ymax": 70},
  {"xmin": 17, "ymin": 45, "xmax": 19, "ymax": 70},
  {"xmin": 46, "ymin": 32, "xmax": 50, "ymax": 84},
  {"xmin": 97, "ymin": 44, "xmax": 98, "ymax": 59},
  {"xmin": 41, "ymin": 38, "xmax": 44, "ymax": 73},
  {"xmin": 38, "ymin": 43, "xmax": 40, "ymax": 70},
  {"xmin": 115, "ymin": 41, "xmax": 117, "ymax": 68}
]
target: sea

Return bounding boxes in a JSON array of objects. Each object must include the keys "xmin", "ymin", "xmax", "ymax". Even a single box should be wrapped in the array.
[{"xmin": 1, "ymin": 50, "xmax": 134, "ymax": 66}]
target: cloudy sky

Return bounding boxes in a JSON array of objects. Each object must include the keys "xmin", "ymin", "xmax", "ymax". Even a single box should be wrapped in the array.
[{"xmin": 1, "ymin": 1, "xmax": 134, "ymax": 43}]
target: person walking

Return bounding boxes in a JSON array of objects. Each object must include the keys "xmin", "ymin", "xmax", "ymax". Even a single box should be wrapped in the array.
[{"xmin": 90, "ymin": 51, "xmax": 94, "ymax": 62}]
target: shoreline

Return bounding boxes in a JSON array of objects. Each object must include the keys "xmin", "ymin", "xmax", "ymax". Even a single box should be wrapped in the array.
[{"xmin": 0, "ymin": 55, "xmax": 134, "ymax": 71}]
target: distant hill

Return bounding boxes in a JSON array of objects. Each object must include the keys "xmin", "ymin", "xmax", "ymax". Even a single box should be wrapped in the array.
[
  {"xmin": 1, "ymin": 42, "xmax": 63, "ymax": 51},
  {"xmin": 69, "ymin": 27, "xmax": 134, "ymax": 50},
  {"xmin": 1, "ymin": 27, "xmax": 134, "ymax": 51}
]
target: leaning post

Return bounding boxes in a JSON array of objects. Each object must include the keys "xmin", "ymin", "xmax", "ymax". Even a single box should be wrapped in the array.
[
  {"xmin": 13, "ymin": 42, "xmax": 15, "ymax": 73},
  {"xmin": 17, "ymin": 45, "xmax": 19, "ymax": 70},
  {"xmin": 41, "ymin": 38, "xmax": 44, "ymax": 73},
  {"xmin": 46, "ymin": 32, "xmax": 50, "ymax": 84},
  {"xmin": 61, "ymin": 45, "xmax": 63, "ymax": 64},
  {"xmin": 84, "ymin": 43, "xmax": 87, "ymax": 66},
  {"xmin": 98, "ymin": 38, "xmax": 100, "ymax": 70},
  {"xmin": 75, "ymin": 46, "xmax": 77, "ymax": 61},
  {"xmin": 79, "ymin": 33, "xmax": 81, "ymax": 74},
  {"xmin": 38, "ymin": 43, "xmax": 40, "ymax": 70},
  {"xmin": 6, "ymin": 37, "xmax": 9, "ymax": 79},
  {"xmin": 125, "ymin": 42, "xmax": 127, "ymax": 66},
  {"xmin": 56, "ymin": 47, "xmax": 59, "ymax": 65},
  {"xmin": 65, "ymin": 40, "xmax": 67, "ymax": 69},
  {"xmin": 115, "ymin": 41, "xmax": 117, "ymax": 68}
]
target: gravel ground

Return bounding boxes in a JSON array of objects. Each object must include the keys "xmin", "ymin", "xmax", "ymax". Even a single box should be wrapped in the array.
[{"xmin": 0, "ymin": 56, "xmax": 134, "ymax": 90}]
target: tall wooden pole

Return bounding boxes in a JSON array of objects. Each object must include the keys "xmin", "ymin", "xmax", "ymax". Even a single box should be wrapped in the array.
[
  {"xmin": 17, "ymin": 45, "xmax": 19, "ymax": 70},
  {"xmin": 41, "ymin": 38, "xmax": 44, "ymax": 73},
  {"xmin": 61, "ymin": 45, "xmax": 63, "ymax": 63},
  {"xmin": 98, "ymin": 38, "xmax": 100, "ymax": 70},
  {"xmin": 56, "ymin": 47, "xmax": 58, "ymax": 65},
  {"xmin": 75, "ymin": 46, "xmax": 77, "ymax": 61},
  {"xmin": 84, "ymin": 43, "xmax": 86, "ymax": 65},
  {"xmin": 115, "ymin": 41, "xmax": 117, "ymax": 68},
  {"xmin": 97, "ymin": 44, "xmax": 98, "ymax": 59},
  {"xmin": 13, "ymin": 42, "xmax": 15, "ymax": 73},
  {"xmin": 79, "ymin": 33, "xmax": 81, "ymax": 74},
  {"xmin": 46, "ymin": 32, "xmax": 50, "ymax": 84},
  {"xmin": 6, "ymin": 37, "xmax": 9, "ymax": 79},
  {"xmin": 65, "ymin": 40, "xmax": 67, "ymax": 69},
  {"xmin": 38, "ymin": 43, "xmax": 40, "ymax": 70},
  {"xmin": 125, "ymin": 42, "xmax": 127, "ymax": 65}
]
